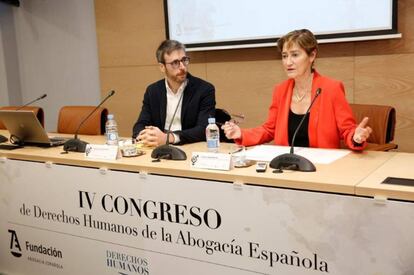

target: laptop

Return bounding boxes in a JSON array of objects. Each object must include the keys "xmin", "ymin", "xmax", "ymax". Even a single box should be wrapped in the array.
[{"xmin": 0, "ymin": 110, "xmax": 68, "ymax": 147}]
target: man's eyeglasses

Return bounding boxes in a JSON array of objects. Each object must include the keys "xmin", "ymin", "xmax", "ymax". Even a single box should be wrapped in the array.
[{"xmin": 163, "ymin": 56, "xmax": 190, "ymax": 69}]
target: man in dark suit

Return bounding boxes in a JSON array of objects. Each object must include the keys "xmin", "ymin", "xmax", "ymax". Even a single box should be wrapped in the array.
[{"xmin": 132, "ymin": 40, "xmax": 216, "ymax": 146}]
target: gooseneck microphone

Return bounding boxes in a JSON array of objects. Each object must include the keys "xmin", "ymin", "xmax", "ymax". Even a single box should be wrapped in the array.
[
  {"xmin": 151, "ymin": 91, "xmax": 187, "ymax": 160},
  {"xmin": 16, "ymin": 93, "xmax": 47, "ymax": 110},
  {"xmin": 0, "ymin": 93, "xmax": 47, "ymax": 143},
  {"xmin": 289, "ymin": 88, "xmax": 322, "ymax": 155},
  {"xmin": 270, "ymin": 88, "xmax": 322, "ymax": 172},
  {"xmin": 63, "ymin": 90, "xmax": 115, "ymax": 153}
]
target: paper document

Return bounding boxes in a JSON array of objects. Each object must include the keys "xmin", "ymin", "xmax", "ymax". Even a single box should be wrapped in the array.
[
  {"xmin": 238, "ymin": 145, "xmax": 290, "ymax": 162},
  {"xmin": 297, "ymin": 147, "xmax": 350, "ymax": 164},
  {"xmin": 238, "ymin": 145, "xmax": 350, "ymax": 164}
]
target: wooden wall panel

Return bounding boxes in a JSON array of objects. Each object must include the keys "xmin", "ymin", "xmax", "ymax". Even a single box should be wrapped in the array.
[
  {"xmin": 95, "ymin": 0, "xmax": 414, "ymax": 152},
  {"xmin": 316, "ymin": 57, "xmax": 355, "ymax": 103},
  {"xmin": 355, "ymin": 53, "xmax": 414, "ymax": 152},
  {"xmin": 206, "ymin": 60, "xmax": 282, "ymax": 128},
  {"xmin": 95, "ymin": 0, "xmax": 165, "ymax": 67}
]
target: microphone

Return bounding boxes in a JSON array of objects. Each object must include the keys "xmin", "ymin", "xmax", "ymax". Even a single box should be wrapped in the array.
[
  {"xmin": 63, "ymin": 90, "xmax": 115, "ymax": 153},
  {"xmin": 16, "ymin": 93, "xmax": 47, "ymax": 110},
  {"xmin": 151, "ymin": 91, "xmax": 187, "ymax": 160},
  {"xmin": 270, "ymin": 88, "xmax": 322, "ymax": 172},
  {"xmin": 0, "ymin": 93, "xmax": 47, "ymax": 143}
]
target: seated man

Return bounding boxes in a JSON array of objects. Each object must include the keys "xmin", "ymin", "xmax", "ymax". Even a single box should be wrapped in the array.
[{"xmin": 132, "ymin": 40, "xmax": 216, "ymax": 146}]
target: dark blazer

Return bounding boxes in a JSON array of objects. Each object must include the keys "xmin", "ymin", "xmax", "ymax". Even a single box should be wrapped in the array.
[{"xmin": 132, "ymin": 74, "xmax": 216, "ymax": 144}]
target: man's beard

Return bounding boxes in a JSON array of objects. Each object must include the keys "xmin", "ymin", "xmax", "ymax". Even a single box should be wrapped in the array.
[{"xmin": 167, "ymin": 69, "xmax": 187, "ymax": 84}]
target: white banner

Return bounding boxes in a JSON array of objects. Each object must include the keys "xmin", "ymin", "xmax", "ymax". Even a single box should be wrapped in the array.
[{"xmin": 1, "ymin": 159, "xmax": 414, "ymax": 275}]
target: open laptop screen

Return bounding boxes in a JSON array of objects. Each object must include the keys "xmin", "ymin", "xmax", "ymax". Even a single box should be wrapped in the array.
[{"xmin": 0, "ymin": 110, "xmax": 66, "ymax": 146}]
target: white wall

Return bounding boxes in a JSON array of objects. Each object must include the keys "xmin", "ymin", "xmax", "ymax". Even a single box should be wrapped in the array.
[
  {"xmin": 0, "ymin": 0, "xmax": 100, "ymax": 131},
  {"xmin": 0, "ymin": 2, "xmax": 22, "ymax": 106}
]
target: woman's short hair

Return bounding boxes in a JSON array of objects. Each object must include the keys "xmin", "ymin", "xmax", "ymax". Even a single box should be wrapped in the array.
[
  {"xmin": 156, "ymin": 40, "xmax": 186, "ymax": 63},
  {"xmin": 277, "ymin": 29, "xmax": 318, "ymax": 56}
]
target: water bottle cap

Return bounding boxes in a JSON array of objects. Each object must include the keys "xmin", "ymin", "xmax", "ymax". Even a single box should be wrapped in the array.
[
  {"xmin": 208, "ymin": 117, "xmax": 216, "ymax": 124},
  {"xmin": 107, "ymin": 114, "xmax": 114, "ymax": 119}
]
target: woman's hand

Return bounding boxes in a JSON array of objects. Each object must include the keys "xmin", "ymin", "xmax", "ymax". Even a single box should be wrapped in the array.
[
  {"xmin": 353, "ymin": 117, "xmax": 372, "ymax": 144},
  {"xmin": 221, "ymin": 121, "xmax": 242, "ymax": 140}
]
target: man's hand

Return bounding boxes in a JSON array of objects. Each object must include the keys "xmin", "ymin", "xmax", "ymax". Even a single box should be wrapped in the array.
[{"xmin": 136, "ymin": 126, "xmax": 171, "ymax": 147}]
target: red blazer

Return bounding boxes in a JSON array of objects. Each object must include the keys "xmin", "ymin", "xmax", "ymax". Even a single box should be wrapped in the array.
[{"xmin": 238, "ymin": 71, "xmax": 365, "ymax": 150}]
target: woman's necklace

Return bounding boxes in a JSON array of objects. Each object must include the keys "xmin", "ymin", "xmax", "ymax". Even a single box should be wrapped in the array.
[
  {"xmin": 293, "ymin": 89, "xmax": 307, "ymax": 102},
  {"xmin": 293, "ymin": 74, "xmax": 313, "ymax": 103}
]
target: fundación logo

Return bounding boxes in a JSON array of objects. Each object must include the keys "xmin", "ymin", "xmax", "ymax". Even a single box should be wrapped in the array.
[
  {"xmin": 8, "ymin": 229, "xmax": 22, "ymax": 258},
  {"xmin": 8, "ymin": 229, "xmax": 63, "ymax": 259},
  {"xmin": 7, "ymin": 228, "xmax": 64, "ymax": 270}
]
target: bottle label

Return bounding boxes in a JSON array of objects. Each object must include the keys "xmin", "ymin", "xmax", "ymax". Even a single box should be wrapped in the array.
[
  {"xmin": 107, "ymin": 132, "xmax": 118, "ymax": 145},
  {"xmin": 207, "ymin": 139, "xmax": 219, "ymax": 148},
  {"xmin": 108, "ymin": 133, "xmax": 117, "ymax": 141}
]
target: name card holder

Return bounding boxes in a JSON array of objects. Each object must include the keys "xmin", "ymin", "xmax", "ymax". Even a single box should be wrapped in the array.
[
  {"xmin": 190, "ymin": 152, "xmax": 231, "ymax": 171},
  {"xmin": 85, "ymin": 144, "xmax": 119, "ymax": 160}
]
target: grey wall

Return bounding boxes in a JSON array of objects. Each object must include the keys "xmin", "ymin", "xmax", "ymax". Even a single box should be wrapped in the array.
[
  {"xmin": 0, "ymin": 0, "xmax": 100, "ymax": 131},
  {"xmin": 0, "ymin": 2, "xmax": 22, "ymax": 106}
]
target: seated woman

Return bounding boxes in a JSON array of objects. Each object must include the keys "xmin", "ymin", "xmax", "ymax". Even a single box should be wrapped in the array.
[{"xmin": 222, "ymin": 29, "xmax": 371, "ymax": 150}]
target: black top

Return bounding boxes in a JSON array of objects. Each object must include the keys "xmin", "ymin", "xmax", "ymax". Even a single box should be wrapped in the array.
[
  {"xmin": 132, "ymin": 73, "xmax": 216, "ymax": 144},
  {"xmin": 288, "ymin": 109, "xmax": 309, "ymax": 147}
]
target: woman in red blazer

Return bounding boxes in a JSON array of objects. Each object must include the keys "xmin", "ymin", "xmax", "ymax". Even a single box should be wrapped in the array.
[{"xmin": 222, "ymin": 29, "xmax": 371, "ymax": 150}]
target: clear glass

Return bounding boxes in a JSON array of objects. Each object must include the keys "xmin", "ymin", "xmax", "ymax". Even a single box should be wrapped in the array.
[
  {"xmin": 119, "ymin": 138, "xmax": 145, "ymax": 157},
  {"xmin": 231, "ymin": 144, "xmax": 246, "ymax": 167}
]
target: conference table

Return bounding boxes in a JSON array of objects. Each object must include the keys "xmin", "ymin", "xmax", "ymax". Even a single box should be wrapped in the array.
[{"xmin": 1, "ymin": 130, "xmax": 413, "ymax": 275}]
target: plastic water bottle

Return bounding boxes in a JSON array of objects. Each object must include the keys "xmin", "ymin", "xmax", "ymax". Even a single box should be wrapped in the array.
[
  {"xmin": 105, "ymin": 114, "xmax": 119, "ymax": 145},
  {"xmin": 206, "ymin": 117, "xmax": 220, "ymax": 152}
]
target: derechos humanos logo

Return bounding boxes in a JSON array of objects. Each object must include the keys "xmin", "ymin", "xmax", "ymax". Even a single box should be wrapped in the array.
[{"xmin": 106, "ymin": 250, "xmax": 149, "ymax": 274}]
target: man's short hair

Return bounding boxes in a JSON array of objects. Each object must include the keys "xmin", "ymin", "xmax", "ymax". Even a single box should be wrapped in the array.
[{"xmin": 156, "ymin": 40, "xmax": 186, "ymax": 64}]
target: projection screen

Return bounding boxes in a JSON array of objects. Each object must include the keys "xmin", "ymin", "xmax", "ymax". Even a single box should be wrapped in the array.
[{"xmin": 164, "ymin": 0, "xmax": 399, "ymax": 51}]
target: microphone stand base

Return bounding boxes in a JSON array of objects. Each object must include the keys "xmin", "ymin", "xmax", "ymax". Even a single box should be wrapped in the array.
[
  {"xmin": 269, "ymin": 153, "xmax": 316, "ymax": 172},
  {"xmin": 63, "ymin": 138, "xmax": 89, "ymax": 153},
  {"xmin": 0, "ymin": 134, "xmax": 8, "ymax": 143},
  {"xmin": 151, "ymin": 144, "xmax": 187, "ymax": 160}
]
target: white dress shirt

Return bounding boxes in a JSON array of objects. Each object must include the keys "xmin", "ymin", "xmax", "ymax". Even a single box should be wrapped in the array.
[{"xmin": 164, "ymin": 79, "xmax": 188, "ymax": 144}]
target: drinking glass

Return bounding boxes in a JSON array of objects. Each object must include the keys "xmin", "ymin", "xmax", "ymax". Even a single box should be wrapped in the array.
[{"xmin": 231, "ymin": 144, "xmax": 246, "ymax": 167}]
